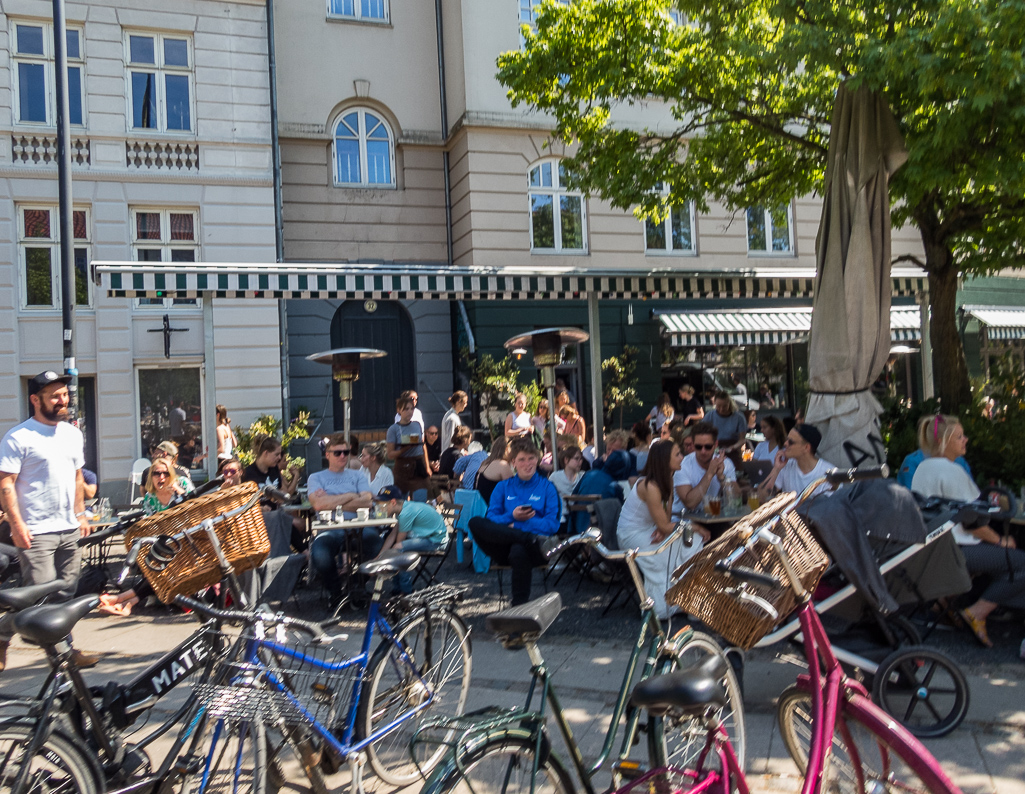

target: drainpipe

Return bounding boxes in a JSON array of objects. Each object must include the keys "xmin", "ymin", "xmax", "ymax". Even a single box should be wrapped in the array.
[
  {"xmin": 267, "ymin": 0, "xmax": 289, "ymax": 422},
  {"xmin": 435, "ymin": 0, "xmax": 453, "ymax": 268}
]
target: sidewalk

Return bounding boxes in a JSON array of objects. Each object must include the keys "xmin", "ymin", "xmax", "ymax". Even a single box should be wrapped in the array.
[{"xmin": 2, "ymin": 608, "xmax": 1023, "ymax": 794}]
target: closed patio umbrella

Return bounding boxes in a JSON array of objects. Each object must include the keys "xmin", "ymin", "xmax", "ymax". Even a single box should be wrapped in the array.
[{"xmin": 806, "ymin": 83, "xmax": 907, "ymax": 469}]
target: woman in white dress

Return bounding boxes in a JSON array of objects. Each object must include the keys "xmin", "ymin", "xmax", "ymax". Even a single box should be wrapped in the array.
[
  {"xmin": 504, "ymin": 392, "xmax": 533, "ymax": 440},
  {"xmin": 441, "ymin": 390, "xmax": 468, "ymax": 451},
  {"xmin": 617, "ymin": 439, "xmax": 703, "ymax": 619}
]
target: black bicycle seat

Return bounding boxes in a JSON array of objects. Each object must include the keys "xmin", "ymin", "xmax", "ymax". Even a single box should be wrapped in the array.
[
  {"xmin": 14, "ymin": 595, "xmax": 100, "ymax": 646},
  {"xmin": 0, "ymin": 580, "xmax": 66, "ymax": 613},
  {"xmin": 487, "ymin": 592, "xmax": 562, "ymax": 643},
  {"xmin": 358, "ymin": 551, "xmax": 420, "ymax": 577},
  {"xmin": 630, "ymin": 653, "xmax": 728, "ymax": 715}
]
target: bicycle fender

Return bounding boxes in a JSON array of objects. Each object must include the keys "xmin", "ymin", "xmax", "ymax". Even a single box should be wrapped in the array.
[{"xmin": 0, "ymin": 716, "xmax": 106, "ymax": 792}]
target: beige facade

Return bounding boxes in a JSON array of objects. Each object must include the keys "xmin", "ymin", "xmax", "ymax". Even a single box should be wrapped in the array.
[{"xmin": 0, "ymin": 0, "xmax": 280, "ymax": 487}]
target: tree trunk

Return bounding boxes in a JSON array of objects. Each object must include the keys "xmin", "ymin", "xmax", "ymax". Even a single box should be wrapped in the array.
[{"xmin": 925, "ymin": 256, "xmax": 971, "ymax": 409}]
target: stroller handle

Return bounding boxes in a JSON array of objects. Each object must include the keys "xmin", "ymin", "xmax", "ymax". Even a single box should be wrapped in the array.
[{"xmin": 823, "ymin": 464, "xmax": 889, "ymax": 485}]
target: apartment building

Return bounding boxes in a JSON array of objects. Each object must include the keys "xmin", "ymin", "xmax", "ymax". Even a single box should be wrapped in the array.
[{"xmin": 0, "ymin": 0, "xmax": 280, "ymax": 486}]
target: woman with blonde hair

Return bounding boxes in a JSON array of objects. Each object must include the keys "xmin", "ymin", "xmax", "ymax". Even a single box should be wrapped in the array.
[
  {"xmin": 142, "ymin": 457, "xmax": 192, "ymax": 515},
  {"xmin": 504, "ymin": 392, "xmax": 533, "ymax": 440}
]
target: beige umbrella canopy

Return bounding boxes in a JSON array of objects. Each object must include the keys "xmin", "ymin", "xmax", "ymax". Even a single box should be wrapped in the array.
[{"xmin": 806, "ymin": 83, "xmax": 908, "ymax": 469}]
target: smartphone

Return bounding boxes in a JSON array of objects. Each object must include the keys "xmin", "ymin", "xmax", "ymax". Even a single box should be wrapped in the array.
[{"xmin": 518, "ymin": 504, "xmax": 535, "ymax": 512}]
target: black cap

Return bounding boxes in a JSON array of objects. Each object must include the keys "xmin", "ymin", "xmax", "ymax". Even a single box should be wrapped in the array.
[
  {"xmin": 28, "ymin": 370, "xmax": 72, "ymax": 395},
  {"xmin": 374, "ymin": 485, "xmax": 404, "ymax": 502},
  {"xmin": 796, "ymin": 423, "xmax": 822, "ymax": 454}
]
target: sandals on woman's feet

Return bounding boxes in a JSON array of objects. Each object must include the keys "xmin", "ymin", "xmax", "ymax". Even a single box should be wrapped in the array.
[{"xmin": 959, "ymin": 609, "xmax": 993, "ymax": 648}]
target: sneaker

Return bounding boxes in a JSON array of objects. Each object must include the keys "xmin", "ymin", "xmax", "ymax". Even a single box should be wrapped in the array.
[{"xmin": 71, "ymin": 649, "xmax": 101, "ymax": 669}]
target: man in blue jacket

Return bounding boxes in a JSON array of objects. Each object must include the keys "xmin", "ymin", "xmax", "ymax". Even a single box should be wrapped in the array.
[{"xmin": 468, "ymin": 438, "xmax": 560, "ymax": 605}]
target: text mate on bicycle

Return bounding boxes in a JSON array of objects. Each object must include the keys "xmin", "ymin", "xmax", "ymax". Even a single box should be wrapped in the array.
[{"xmin": 0, "ymin": 371, "xmax": 99, "ymax": 672}]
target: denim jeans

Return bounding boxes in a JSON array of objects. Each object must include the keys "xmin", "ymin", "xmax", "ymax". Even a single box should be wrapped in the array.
[
  {"xmin": 310, "ymin": 528, "xmax": 385, "ymax": 600},
  {"xmin": 391, "ymin": 536, "xmax": 440, "ymax": 593}
]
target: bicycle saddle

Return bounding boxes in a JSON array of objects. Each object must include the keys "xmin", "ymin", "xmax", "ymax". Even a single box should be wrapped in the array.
[
  {"xmin": 358, "ymin": 551, "xmax": 420, "ymax": 577},
  {"xmin": 487, "ymin": 592, "xmax": 562, "ymax": 646},
  {"xmin": 630, "ymin": 653, "xmax": 728, "ymax": 715},
  {"xmin": 14, "ymin": 595, "xmax": 100, "ymax": 646},
  {"xmin": 0, "ymin": 580, "xmax": 66, "ymax": 613}
]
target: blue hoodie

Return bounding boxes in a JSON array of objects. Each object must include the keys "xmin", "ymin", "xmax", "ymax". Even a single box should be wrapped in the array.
[{"xmin": 485, "ymin": 472, "xmax": 561, "ymax": 536}]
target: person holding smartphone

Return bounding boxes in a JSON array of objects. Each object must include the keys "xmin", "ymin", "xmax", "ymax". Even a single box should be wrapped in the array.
[{"xmin": 671, "ymin": 422, "xmax": 735, "ymax": 520}]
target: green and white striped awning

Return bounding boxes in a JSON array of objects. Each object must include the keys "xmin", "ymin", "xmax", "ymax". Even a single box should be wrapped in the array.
[
  {"xmin": 93, "ymin": 261, "xmax": 927, "ymax": 302},
  {"xmin": 659, "ymin": 306, "xmax": 922, "ymax": 347},
  {"xmin": 963, "ymin": 305, "xmax": 1025, "ymax": 341}
]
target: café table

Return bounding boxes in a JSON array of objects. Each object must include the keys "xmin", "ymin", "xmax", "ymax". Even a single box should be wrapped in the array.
[
  {"xmin": 678, "ymin": 507, "xmax": 754, "ymax": 539},
  {"xmin": 308, "ymin": 516, "xmax": 398, "ymax": 612}
]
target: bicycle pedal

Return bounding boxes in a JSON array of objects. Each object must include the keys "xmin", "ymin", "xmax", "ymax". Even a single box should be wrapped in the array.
[
  {"xmin": 172, "ymin": 755, "xmax": 203, "ymax": 776},
  {"xmin": 612, "ymin": 760, "xmax": 647, "ymax": 781}
]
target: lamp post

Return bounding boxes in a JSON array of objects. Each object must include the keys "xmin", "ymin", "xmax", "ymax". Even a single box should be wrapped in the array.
[
  {"xmin": 306, "ymin": 348, "xmax": 387, "ymax": 442},
  {"xmin": 504, "ymin": 327, "xmax": 589, "ymax": 472}
]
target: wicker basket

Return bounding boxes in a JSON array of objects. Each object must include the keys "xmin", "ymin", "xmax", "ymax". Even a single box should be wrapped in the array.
[
  {"xmin": 666, "ymin": 493, "xmax": 829, "ymax": 650},
  {"xmin": 124, "ymin": 481, "xmax": 270, "ymax": 603}
]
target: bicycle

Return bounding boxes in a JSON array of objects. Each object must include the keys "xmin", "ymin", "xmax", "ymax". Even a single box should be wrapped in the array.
[{"xmin": 412, "ymin": 523, "xmax": 744, "ymax": 794}]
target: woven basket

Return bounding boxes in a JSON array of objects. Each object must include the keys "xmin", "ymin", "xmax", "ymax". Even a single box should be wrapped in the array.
[
  {"xmin": 666, "ymin": 493, "xmax": 829, "ymax": 650},
  {"xmin": 124, "ymin": 481, "xmax": 270, "ymax": 603}
]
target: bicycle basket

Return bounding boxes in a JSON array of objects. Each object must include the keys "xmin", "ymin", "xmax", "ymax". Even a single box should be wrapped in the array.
[
  {"xmin": 194, "ymin": 632, "xmax": 359, "ymax": 728},
  {"xmin": 666, "ymin": 493, "xmax": 829, "ymax": 650},
  {"xmin": 124, "ymin": 481, "xmax": 270, "ymax": 603}
]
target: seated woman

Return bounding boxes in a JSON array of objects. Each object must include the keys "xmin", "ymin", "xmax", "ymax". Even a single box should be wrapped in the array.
[
  {"xmin": 911, "ymin": 414, "xmax": 1025, "ymax": 648},
  {"xmin": 474, "ymin": 437, "xmax": 513, "ymax": 506},
  {"xmin": 616, "ymin": 440, "xmax": 704, "ymax": 620}
]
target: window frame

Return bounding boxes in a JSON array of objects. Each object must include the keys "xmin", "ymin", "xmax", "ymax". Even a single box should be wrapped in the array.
[
  {"xmin": 745, "ymin": 203, "xmax": 796, "ymax": 256},
  {"xmin": 326, "ymin": 0, "xmax": 390, "ymax": 24},
  {"xmin": 130, "ymin": 207, "xmax": 201, "ymax": 311},
  {"xmin": 124, "ymin": 31, "xmax": 195, "ymax": 134},
  {"xmin": 643, "ymin": 188, "xmax": 697, "ymax": 256},
  {"xmin": 527, "ymin": 159, "xmax": 588, "ymax": 254},
  {"xmin": 11, "ymin": 19, "xmax": 85, "ymax": 127},
  {"xmin": 331, "ymin": 108, "xmax": 397, "ymax": 188},
  {"xmin": 17, "ymin": 205, "xmax": 91, "ymax": 311}
]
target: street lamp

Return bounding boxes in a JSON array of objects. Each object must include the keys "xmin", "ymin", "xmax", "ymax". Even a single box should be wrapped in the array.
[
  {"xmin": 504, "ymin": 327, "xmax": 589, "ymax": 472},
  {"xmin": 306, "ymin": 347, "xmax": 387, "ymax": 442}
]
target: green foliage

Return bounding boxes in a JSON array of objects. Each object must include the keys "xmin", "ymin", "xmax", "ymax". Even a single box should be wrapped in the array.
[
  {"xmin": 602, "ymin": 346, "xmax": 643, "ymax": 429},
  {"xmin": 464, "ymin": 349, "xmax": 523, "ymax": 440},
  {"xmin": 234, "ymin": 412, "xmax": 310, "ymax": 470}
]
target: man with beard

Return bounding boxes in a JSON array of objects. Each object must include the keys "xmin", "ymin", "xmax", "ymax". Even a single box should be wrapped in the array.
[{"xmin": 0, "ymin": 371, "xmax": 97, "ymax": 671}]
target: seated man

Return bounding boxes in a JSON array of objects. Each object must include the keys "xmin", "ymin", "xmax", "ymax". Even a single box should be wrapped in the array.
[
  {"xmin": 757, "ymin": 423, "xmax": 835, "ymax": 501},
  {"xmin": 467, "ymin": 438, "xmax": 561, "ymax": 606},
  {"xmin": 593, "ymin": 429, "xmax": 636, "ymax": 477},
  {"xmin": 672, "ymin": 422, "xmax": 733, "ymax": 538},
  {"xmin": 309, "ymin": 434, "xmax": 380, "ymax": 605},
  {"xmin": 375, "ymin": 485, "xmax": 447, "ymax": 593},
  {"xmin": 568, "ymin": 452, "xmax": 631, "ymax": 535}
]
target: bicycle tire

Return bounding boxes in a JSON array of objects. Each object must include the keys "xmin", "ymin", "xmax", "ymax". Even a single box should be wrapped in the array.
[
  {"xmin": 871, "ymin": 646, "xmax": 969, "ymax": 738},
  {"xmin": 0, "ymin": 722, "xmax": 99, "ymax": 794},
  {"xmin": 647, "ymin": 631, "xmax": 746, "ymax": 773},
  {"xmin": 358, "ymin": 607, "xmax": 472, "ymax": 785},
  {"xmin": 422, "ymin": 734, "xmax": 574, "ymax": 794},
  {"xmin": 172, "ymin": 718, "xmax": 268, "ymax": 794},
  {"xmin": 777, "ymin": 684, "xmax": 960, "ymax": 794}
]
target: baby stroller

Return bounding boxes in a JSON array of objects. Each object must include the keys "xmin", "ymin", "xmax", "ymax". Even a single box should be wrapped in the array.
[{"xmin": 751, "ymin": 478, "xmax": 974, "ymax": 738}]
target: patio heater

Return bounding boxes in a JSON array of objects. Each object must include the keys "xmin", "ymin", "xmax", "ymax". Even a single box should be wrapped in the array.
[
  {"xmin": 504, "ymin": 327, "xmax": 589, "ymax": 472},
  {"xmin": 306, "ymin": 347, "xmax": 387, "ymax": 442}
]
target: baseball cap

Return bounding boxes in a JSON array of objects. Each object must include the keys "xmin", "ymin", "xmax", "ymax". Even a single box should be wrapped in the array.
[
  {"xmin": 796, "ymin": 423, "xmax": 823, "ymax": 454},
  {"xmin": 373, "ymin": 485, "xmax": 405, "ymax": 502},
  {"xmin": 156, "ymin": 441, "xmax": 179, "ymax": 457},
  {"xmin": 28, "ymin": 370, "xmax": 72, "ymax": 395}
]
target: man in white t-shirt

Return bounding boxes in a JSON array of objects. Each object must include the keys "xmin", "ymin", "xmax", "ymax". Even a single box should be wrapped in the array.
[
  {"xmin": 757, "ymin": 423, "xmax": 835, "ymax": 501},
  {"xmin": 0, "ymin": 371, "xmax": 97, "ymax": 670},
  {"xmin": 672, "ymin": 422, "xmax": 735, "ymax": 521}
]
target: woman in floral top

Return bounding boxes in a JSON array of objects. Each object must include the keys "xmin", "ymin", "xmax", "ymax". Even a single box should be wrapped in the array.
[{"xmin": 142, "ymin": 457, "xmax": 193, "ymax": 515}]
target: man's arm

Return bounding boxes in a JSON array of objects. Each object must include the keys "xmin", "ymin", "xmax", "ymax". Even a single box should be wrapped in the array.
[
  {"xmin": 485, "ymin": 480, "xmax": 515, "ymax": 525},
  {"xmin": 0, "ymin": 472, "xmax": 31, "ymax": 549},
  {"xmin": 757, "ymin": 451, "xmax": 787, "ymax": 501},
  {"xmin": 523, "ymin": 483, "xmax": 561, "ymax": 537}
]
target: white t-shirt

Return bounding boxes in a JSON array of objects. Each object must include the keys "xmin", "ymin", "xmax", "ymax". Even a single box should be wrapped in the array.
[
  {"xmin": 672, "ymin": 452, "xmax": 736, "ymax": 517},
  {"xmin": 441, "ymin": 408, "xmax": 462, "ymax": 451},
  {"xmin": 548, "ymin": 469, "xmax": 581, "ymax": 522},
  {"xmin": 911, "ymin": 457, "xmax": 981, "ymax": 545},
  {"xmin": 752, "ymin": 441, "xmax": 779, "ymax": 462},
  {"xmin": 367, "ymin": 464, "xmax": 395, "ymax": 497},
  {"xmin": 0, "ymin": 418, "xmax": 84, "ymax": 535},
  {"xmin": 775, "ymin": 457, "xmax": 834, "ymax": 498}
]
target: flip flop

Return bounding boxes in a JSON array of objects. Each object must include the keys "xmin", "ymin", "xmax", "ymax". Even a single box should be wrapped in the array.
[{"xmin": 959, "ymin": 609, "xmax": 993, "ymax": 648}]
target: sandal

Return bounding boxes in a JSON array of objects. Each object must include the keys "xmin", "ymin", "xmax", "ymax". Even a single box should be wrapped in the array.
[{"xmin": 959, "ymin": 609, "xmax": 993, "ymax": 648}]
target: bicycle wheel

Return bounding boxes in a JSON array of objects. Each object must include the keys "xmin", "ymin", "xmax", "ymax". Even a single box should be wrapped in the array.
[
  {"xmin": 648, "ymin": 631, "xmax": 746, "ymax": 773},
  {"xmin": 0, "ymin": 723, "xmax": 98, "ymax": 794},
  {"xmin": 358, "ymin": 607, "xmax": 472, "ymax": 785},
  {"xmin": 871, "ymin": 646, "xmax": 969, "ymax": 738},
  {"xmin": 777, "ymin": 685, "xmax": 959, "ymax": 794},
  {"xmin": 175, "ymin": 719, "xmax": 268, "ymax": 794},
  {"xmin": 424, "ymin": 735, "xmax": 574, "ymax": 794}
]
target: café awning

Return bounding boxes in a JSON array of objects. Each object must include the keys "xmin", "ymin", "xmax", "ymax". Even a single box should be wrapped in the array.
[
  {"xmin": 658, "ymin": 305, "xmax": 922, "ymax": 347},
  {"xmin": 963, "ymin": 305, "xmax": 1025, "ymax": 340},
  {"xmin": 93, "ymin": 261, "xmax": 927, "ymax": 302}
]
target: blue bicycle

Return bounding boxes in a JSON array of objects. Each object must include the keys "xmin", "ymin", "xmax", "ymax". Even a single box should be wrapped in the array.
[{"xmin": 178, "ymin": 551, "xmax": 472, "ymax": 793}]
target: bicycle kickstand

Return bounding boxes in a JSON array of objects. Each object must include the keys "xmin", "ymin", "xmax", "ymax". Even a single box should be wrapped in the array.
[{"xmin": 347, "ymin": 750, "xmax": 368, "ymax": 794}]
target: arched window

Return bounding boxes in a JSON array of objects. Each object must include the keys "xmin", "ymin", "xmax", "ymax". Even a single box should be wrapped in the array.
[
  {"xmin": 528, "ymin": 159, "xmax": 586, "ymax": 252},
  {"xmin": 333, "ymin": 109, "xmax": 394, "ymax": 187}
]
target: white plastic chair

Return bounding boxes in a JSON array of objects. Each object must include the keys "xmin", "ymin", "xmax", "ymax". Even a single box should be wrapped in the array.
[{"xmin": 129, "ymin": 457, "xmax": 151, "ymax": 504}]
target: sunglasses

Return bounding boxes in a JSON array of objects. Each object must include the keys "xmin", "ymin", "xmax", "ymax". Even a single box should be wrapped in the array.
[
  {"xmin": 693, "ymin": 444, "xmax": 715, "ymax": 451},
  {"xmin": 222, "ymin": 468, "xmax": 240, "ymax": 476},
  {"xmin": 784, "ymin": 438, "xmax": 803, "ymax": 447},
  {"xmin": 152, "ymin": 471, "xmax": 171, "ymax": 479},
  {"xmin": 329, "ymin": 449, "xmax": 350, "ymax": 457}
]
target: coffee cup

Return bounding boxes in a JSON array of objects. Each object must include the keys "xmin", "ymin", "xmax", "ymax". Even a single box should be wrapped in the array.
[{"xmin": 357, "ymin": 508, "xmax": 370, "ymax": 520}]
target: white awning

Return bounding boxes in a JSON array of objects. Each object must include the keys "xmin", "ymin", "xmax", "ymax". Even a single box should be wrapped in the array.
[
  {"xmin": 659, "ymin": 306, "xmax": 922, "ymax": 347},
  {"xmin": 963, "ymin": 305, "xmax": 1025, "ymax": 340},
  {"xmin": 92, "ymin": 261, "xmax": 928, "ymax": 302}
]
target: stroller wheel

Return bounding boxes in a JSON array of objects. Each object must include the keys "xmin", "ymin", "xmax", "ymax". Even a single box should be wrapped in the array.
[{"xmin": 871, "ymin": 645, "xmax": 969, "ymax": 738}]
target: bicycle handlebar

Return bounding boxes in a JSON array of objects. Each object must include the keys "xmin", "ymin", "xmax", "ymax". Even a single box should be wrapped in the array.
[
  {"xmin": 545, "ymin": 522, "xmax": 690, "ymax": 563},
  {"xmin": 173, "ymin": 595, "xmax": 327, "ymax": 640}
]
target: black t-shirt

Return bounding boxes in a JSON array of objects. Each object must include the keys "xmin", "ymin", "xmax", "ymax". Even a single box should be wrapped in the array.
[
  {"xmin": 427, "ymin": 438, "xmax": 442, "ymax": 462},
  {"xmin": 439, "ymin": 447, "xmax": 462, "ymax": 478},
  {"xmin": 242, "ymin": 463, "xmax": 284, "ymax": 508},
  {"xmin": 678, "ymin": 396, "xmax": 703, "ymax": 424}
]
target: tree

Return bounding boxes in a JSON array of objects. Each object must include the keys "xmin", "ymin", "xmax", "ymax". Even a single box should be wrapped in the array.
[
  {"xmin": 235, "ymin": 412, "xmax": 310, "ymax": 470},
  {"xmin": 497, "ymin": 0, "xmax": 1025, "ymax": 409},
  {"xmin": 602, "ymin": 346, "xmax": 643, "ymax": 429},
  {"xmin": 464, "ymin": 349, "xmax": 521, "ymax": 440}
]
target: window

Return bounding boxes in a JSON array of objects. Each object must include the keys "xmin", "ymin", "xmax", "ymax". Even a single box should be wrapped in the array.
[
  {"xmin": 137, "ymin": 367, "xmax": 204, "ymax": 466},
  {"xmin": 644, "ymin": 186, "xmax": 696, "ymax": 254},
  {"xmin": 126, "ymin": 33, "xmax": 193, "ymax": 132},
  {"xmin": 528, "ymin": 160, "xmax": 586, "ymax": 252},
  {"xmin": 18, "ymin": 206, "xmax": 90, "ymax": 310},
  {"xmin": 327, "ymin": 0, "xmax": 388, "ymax": 22},
  {"xmin": 333, "ymin": 109, "xmax": 395, "ymax": 187},
  {"xmin": 12, "ymin": 21, "xmax": 84, "ymax": 126},
  {"xmin": 131, "ymin": 209, "xmax": 199, "ymax": 309},
  {"xmin": 519, "ymin": 0, "xmax": 569, "ymax": 45},
  {"xmin": 746, "ymin": 204, "xmax": 794, "ymax": 254}
]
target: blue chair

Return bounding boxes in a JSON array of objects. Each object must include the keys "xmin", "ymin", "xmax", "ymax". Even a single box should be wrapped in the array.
[
  {"xmin": 411, "ymin": 488, "xmax": 428, "ymax": 503},
  {"xmin": 453, "ymin": 489, "xmax": 488, "ymax": 569}
]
